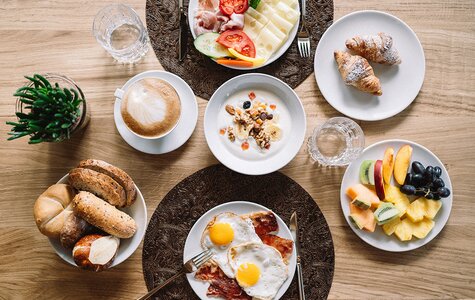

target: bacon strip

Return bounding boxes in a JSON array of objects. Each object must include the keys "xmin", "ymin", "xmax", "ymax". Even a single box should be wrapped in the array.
[
  {"xmin": 260, "ymin": 234, "xmax": 294, "ymax": 263},
  {"xmin": 195, "ymin": 262, "xmax": 251, "ymax": 300},
  {"xmin": 248, "ymin": 211, "xmax": 278, "ymax": 237}
]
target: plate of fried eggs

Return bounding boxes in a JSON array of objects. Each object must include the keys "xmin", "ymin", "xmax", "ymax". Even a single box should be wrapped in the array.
[{"xmin": 184, "ymin": 201, "xmax": 296, "ymax": 300}]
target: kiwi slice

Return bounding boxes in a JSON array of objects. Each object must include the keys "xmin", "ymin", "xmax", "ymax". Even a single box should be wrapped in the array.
[
  {"xmin": 359, "ymin": 160, "xmax": 374, "ymax": 185},
  {"xmin": 374, "ymin": 202, "xmax": 400, "ymax": 225}
]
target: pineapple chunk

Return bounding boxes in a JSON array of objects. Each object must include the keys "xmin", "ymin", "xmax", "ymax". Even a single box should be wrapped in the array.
[
  {"xmin": 382, "ymin": 217, "xmax": 401, "ymax": 236},
  {"xmin": 406, "ymin": 198, "xmax": 425, "ymax": 222},
  {"xmin": 385, "ymin": 184, "xmax": 410, "ymax": 217},
  {"xmin": 407, "ymin": 197, "xmax": 443, "ymax": 222},
  {"xmin": 411, "ymin": 218, "xmax": 435, "ymax": 239},
  {"xmin": 394, "ymin": 218, "xmax": 413, "ymax": 241},
  {"xmin": 424, "ymin": 198, "xmax": 443, "ymax": 219}
]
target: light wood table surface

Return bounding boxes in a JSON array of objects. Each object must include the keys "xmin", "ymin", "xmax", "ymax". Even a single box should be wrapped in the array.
[{"xmin": 1, "ymin": 0, "xmax": 474, "ymax": 299}]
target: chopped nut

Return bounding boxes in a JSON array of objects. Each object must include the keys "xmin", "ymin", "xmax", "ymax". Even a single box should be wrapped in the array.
[
  {"xmin": 225, "ymin": 105, "xmax": 235, "ymax": 115},
  {"xmin": 227, "ymin": 126, "xmax": 235, "ymax": 142}
]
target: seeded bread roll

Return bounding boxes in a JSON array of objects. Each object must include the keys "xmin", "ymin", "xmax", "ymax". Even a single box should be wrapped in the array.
[
  {"xmin": 72, "ymin": 191, "xmax": 136, "ymax": 239},
  {"xmin": 68, "ymin": 168, "xmax": 126, "ymax": 207},
  {"xmin": 77, "ymin": 159, "xmax": 137, "ymax": 207}
]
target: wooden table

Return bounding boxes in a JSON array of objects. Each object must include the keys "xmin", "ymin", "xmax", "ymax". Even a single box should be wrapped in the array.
[{"xmin": 1, "ymin": 0, "xmax": 474, "ymax": 299}]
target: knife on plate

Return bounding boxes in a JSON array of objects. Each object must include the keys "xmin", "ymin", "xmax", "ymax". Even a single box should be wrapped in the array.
[
  {"xmin": 178, "ymin": 0, "xmax": 188, "ymax": 61},
  {"xmin": 290, "ymin": 212, "xmax": 306, "ymax": 300}
]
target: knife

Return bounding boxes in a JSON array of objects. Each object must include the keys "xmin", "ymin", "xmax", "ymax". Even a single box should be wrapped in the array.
[
  {"xmin": 290, "ymin": 212, "xmax": 306, "ymax": 300},
  {"xmin": 178, "ymin": 0, "xmax": 188, "ymax": 61}
]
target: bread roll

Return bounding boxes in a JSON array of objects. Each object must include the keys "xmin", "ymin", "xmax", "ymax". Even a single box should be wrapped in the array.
[
  {"xmin": 34, "ymin": 184, "xmax": 76, "ymax": 238},
  {"xmin": 69, "ymin": 168, "xmax": 127, "ymax": 207},
  {"xmin": 73, "ymin": 234, "xmax": 120, "ymax": 272},
  {"xmin": 72, "ymin": 191, "xmax": 136, "ymax": 238},
  {"xmin": 60, "ymin": 214, "xmax": 92, "ymax": 248},
  {"xmin": 78, "ymin": 159, "xmax": 137, "ymax": 207}
]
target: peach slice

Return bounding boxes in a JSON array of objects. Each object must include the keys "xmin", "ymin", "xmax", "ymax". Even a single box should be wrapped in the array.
[
  {"xmin": 394, "ymin": 145, "xmax": 413, "ymax": 185},
  {"xmin": 382, "ymin": 147, "xmax": 395, "ymax": 184}
]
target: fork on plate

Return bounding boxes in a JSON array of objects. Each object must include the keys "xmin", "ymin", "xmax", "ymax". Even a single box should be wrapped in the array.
[
  {"xmin": 297, "ymin": 0, "xmax": 310, "ymax": 58},
  {"xmin": 136, "ymin": 249, "xmax": 213, "ymax": 300}
]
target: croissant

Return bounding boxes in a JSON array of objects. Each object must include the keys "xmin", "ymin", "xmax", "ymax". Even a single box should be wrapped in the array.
[
  {"xmin": 334, "ymin": 51, "xmax": 382, "ymax": 96},
  {"xmin": 345, "ymin": 32, "xmax": 401, "ymax": 65}
]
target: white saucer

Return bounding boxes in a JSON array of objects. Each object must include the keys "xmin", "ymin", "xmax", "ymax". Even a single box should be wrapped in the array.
[
  {"xmin": 314, "ymin": 10, "xmax": 425, "ymax": 121},
  {"xmin": 114, "ymin": 70, "xmax": 198, "ymax": 154},
  {"xmin": 340, "ymin": 139, "xmax": 453, "ymax": 252},
  {"xmin": 183, "ymin": 201, "xmax": 296, "ymax": 300}
]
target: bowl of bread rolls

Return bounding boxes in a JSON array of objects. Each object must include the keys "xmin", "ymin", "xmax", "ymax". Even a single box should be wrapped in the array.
[{"xmin": 33, "ymin": 159, "xmax": 147, "ymax": 272}]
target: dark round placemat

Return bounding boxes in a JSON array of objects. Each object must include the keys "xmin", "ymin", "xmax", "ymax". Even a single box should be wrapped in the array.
[
  {"xmin": 145, "ymin": 0, "xmax": 334, "ymax": 99},
  {"xmin": 142, "ymin": 164, "xmax": 334, "ymax": 299}
]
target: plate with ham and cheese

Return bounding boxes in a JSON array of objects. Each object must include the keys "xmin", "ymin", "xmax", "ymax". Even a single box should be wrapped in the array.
[
  {"xmin": 189, "ymin": 0, "xmax": 300, "ymax": 69},
  {"xmin": 184, "ymin": 201, "xmax": 296, "ymax": 299}
]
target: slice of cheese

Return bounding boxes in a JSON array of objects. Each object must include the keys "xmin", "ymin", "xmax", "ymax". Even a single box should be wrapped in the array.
[
  {"xmin": 244, "ymin": 14, "xmax": 265, "ymax": 40},
  {"xmin": 275, "ymin": 2, "xmax": 300, "ymax": 25},
  {"xmin": 262, "ymin": 0, "xmax": 298, "ymax": 9},
  {"xmin": 267, "ymin": 10, "xmax": 294, "ymax": 35},
  {"xmin": 263, "ymin": 21, "xmax": 286, "ymax": 41},
  {"xmin": 246, "ymin": 7, "xmax": 270, "ymax": 26},
  {"xmin": 254, "ymin": 26, "xmax": 284, "ymax": 60}
]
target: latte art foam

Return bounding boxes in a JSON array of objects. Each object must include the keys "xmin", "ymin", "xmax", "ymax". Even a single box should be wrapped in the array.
[{"xmin": 121, "ymin": 78, "xmax": 181, "ymax": 138}]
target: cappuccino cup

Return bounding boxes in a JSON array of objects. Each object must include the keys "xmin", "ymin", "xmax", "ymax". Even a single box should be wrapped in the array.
[{"xmin": 118, "ymin": 78, "xmax": 181, "ymax": 139}]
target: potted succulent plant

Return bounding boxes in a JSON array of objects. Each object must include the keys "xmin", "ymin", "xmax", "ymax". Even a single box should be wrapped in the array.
[{"xmin": 6, "ymin": 74, "xmax": 90, "ymax": 144}]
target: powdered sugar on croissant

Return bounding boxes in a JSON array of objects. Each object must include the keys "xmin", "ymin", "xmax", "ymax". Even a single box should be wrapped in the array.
[
  {"xmin": 345, "ymin": 32, "xmax": 401, "ymax": 65},
  {"xmin": 334, "ymin": 51, "xmax": 382, "ymax": 96}
]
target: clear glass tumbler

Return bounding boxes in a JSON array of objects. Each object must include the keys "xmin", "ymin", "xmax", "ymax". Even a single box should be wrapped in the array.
[
  {"xmin": 307, "ymin": 117, "xmax": 365, "ymax": 166},
  {"xmin": 93, "ymin": 4, "xmax": 149, "ymax": 64}
]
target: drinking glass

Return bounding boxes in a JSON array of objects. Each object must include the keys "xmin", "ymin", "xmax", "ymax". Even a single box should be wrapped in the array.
[
  {"xmin": 93, "ymin": 4, "xmax": 149, "ymax": 64},
  {"xmin": 307, "ymin": 117, "xmax": 365, "ymax": 166}
]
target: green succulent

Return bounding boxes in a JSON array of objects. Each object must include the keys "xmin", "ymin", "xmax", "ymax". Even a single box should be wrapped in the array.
[{"xmin": 6, "ymin": 74, "xmax": 83, "ymax": 144}]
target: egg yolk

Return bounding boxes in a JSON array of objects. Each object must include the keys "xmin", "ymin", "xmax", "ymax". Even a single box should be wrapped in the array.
[
  {"xmin": 209, "ymin": 223, "xmax": 234, "ymax": 246},
  {"xmin": 236, "ymin": 263, "xmax": 261, "ymax": 287}
]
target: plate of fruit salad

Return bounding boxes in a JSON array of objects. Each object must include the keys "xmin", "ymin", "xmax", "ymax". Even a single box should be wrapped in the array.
[
  {"xmin": 190, "ymin": 0, "xmax": 300, "ymax": 69},
  {"xmin": 340, "ymin": 139, "xmax": 452, "ymax": 252}
]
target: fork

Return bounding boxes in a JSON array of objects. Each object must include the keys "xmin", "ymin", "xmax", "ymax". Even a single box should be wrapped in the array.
[
  {"xmin": 137, "ymin": 249, "xmax": 213, "ymax": 300},
  {"xmin": 297, "ymin": 0, "xmax": 310, "ymax": 58}
]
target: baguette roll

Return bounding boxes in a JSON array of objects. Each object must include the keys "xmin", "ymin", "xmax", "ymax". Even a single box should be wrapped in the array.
[
  {"xmin": 72, "ymin": 191, "xmax": 136, "ymax": 239},
  {"xmin": 78, "ymin": 159, "xmax": 137, "ymax": 207},
  {"xmin": 69, "ymin": 168, "xmax": 127, "ymax": 207}
]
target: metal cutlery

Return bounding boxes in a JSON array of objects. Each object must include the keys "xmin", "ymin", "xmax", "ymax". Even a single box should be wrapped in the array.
[
  {"xmin": 178, "ymin": 0, "xmax": 188, "ymax": 61},
  {"xmin": 137, "ymin": 249, "xmax": 213, "ymax": 300},
  {"xmin": 290, "ymin": 212, "xmax": 306, "ymax": 300},
  {"xmin": 297, "ymin": 0, "xmax": 310, "ymax": 58}
]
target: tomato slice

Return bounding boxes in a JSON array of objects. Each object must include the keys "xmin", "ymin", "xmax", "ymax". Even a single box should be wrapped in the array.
[
  {"xmin": 217, "ymin": 30, "xmax": 256, "ymax": 58},
  {"xmin": 219, "ymin": 0, "xmax": 249, "ymax": 15}
]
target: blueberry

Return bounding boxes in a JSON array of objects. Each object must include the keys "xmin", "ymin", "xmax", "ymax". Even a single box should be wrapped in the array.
[{"xmin": 243, "ymin": 101, "xmax": 251, "ymax": 109}]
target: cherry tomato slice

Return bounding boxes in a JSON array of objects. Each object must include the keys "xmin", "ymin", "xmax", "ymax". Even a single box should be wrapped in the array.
[
  {"xmin": 217, "ymin": 30, "xmax": 256, "ymax": 58},
  {"xmin": 219, "ymin": 0, "xmax": 249, "ymax": 15}
]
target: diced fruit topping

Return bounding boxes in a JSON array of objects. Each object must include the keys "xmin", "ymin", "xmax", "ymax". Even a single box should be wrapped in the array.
[
  {"xmin": 359, "ymin": 160, "xmax": 374, "ymax": 185},
  {"xmin": 243, "ymin": 101, "xmax": 251, "ymax": 109},
  {"xmin": 241, "ymin": 141, "xmax": 249, "ymax": 150},
  {"xmin": 269, "ymin": 104, "xmax": 276, "ymax": 110},
  {"xmin": 382, "ymin": 147, "xmax": 395, "ymax": 184},
  {"xmin": 248, "ymin": 92, "xmax": 256, "ymax": 100},
  {"xmin": 374, "ymin": 160, "xmax": 386, "ymax": 200},
  {"xmin": 346, "ymin": 184, "xmax": 380, "ymax": 209},
  {"xmin": 219, "ymin": 128, "xmax": 226, "ymax": 135},
  {"xmin": 374, "ymin": 202, "xmax": 400, "ymax": 225},
  {"xmin": 394, "ymin": 145, "xmax": 413, "ymax": 185}
]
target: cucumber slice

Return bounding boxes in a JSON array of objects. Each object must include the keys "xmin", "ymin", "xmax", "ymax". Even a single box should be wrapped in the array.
[{"xmin": 194, "ymin": 33, "xmax": 230, "ymax": 59}]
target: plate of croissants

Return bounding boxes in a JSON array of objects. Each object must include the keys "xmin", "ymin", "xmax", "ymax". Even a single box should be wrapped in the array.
[
  {"xmin": 33, "ymin": 159, "xmax": 147, "ymax": 272},
  {"xmin": 314, "ymin": 10, "xmax": 425, "ymax": 121}
]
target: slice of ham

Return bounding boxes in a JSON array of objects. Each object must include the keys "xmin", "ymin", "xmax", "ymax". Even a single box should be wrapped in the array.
[{"xmin": 219, "ymin": 13, "xmax": 244, "ymax": 32}]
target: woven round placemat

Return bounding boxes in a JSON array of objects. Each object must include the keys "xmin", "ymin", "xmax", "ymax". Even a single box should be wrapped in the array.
[
  {"xmin": 145, "ymin": 0, "xmax": 334, "ymax": 99},
  {"xmin": 142, "ymin": 164, "xmax": 334, "ymax": 299}
]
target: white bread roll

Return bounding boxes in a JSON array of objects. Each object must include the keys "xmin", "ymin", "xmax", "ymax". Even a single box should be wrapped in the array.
[
  {"xmin": 34, "ymin": 184, "xmax": 76, "ymax": 238},
  {"xmin": 72, "ymin": 191, "xmax": 137, "ymax": 239}
]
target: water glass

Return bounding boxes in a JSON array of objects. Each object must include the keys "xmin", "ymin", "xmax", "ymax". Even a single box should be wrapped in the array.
[
  {"xmin": 307, "ymin": 117, "xmax": 365, "ymax": 166},
  {"xmin": 93, "ymin": 4, "xmax": 149, "ymax": 64}
]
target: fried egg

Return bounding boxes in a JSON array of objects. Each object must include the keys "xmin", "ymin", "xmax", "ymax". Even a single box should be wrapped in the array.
[
  {"xmin": 202, "ymin": 212, "xmax": 262, "ymax": 278},
  {"xmin": 228, "ymin": 242, "xmax": 288, "ymax": 300}
]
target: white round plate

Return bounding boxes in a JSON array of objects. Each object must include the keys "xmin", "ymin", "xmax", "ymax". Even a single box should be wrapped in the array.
[
  {"xmin": 340, "ymin": 139, "xmax": 452, "ymax": 252},
  {"xmin": 114, "ymin": 70, "xmax": 198, "ymax": 154},
  {"xmin": 188, "ymin": 1, "xmax": 299, "ymax": 70},
  {"xmin": 184, "ymin": 201, "xmax": 297, "ymax": 299},
  {"xmin": 204, "ymin": 73, "xmax": 306, "ymax": 175},
  {"xmin": 49, "ymin": 174, "xmax": 148, "ymax": 267},
  {"xmin": 314, "ymin": 10, "xmax": 425, "ymax": 121}
]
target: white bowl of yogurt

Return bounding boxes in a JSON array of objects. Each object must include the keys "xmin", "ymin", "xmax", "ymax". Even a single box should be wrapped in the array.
[{"xmin": 204, "ymin": 73, "xmax": 306, "ymax": 175}]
